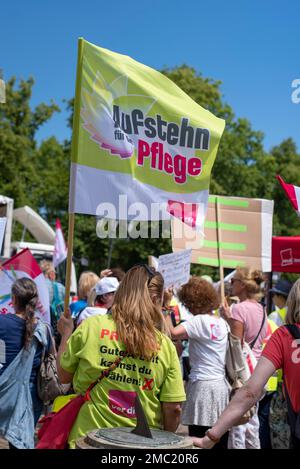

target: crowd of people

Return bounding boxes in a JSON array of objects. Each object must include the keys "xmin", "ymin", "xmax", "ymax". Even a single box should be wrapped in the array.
[{"xmin": 0, "ymin": 262, "xmax": 299, "ymax": 450}]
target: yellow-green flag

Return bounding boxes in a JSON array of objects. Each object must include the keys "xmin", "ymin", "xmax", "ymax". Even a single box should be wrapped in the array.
[{"xmin": 70, "ymin": 38, "xmax": 225, "ymax": 226}]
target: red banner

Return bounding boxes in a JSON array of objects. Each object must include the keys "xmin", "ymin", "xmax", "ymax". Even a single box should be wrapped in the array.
[{"xmin": 272, "ymin": 236, "xmax": 300, "ymax": 272}]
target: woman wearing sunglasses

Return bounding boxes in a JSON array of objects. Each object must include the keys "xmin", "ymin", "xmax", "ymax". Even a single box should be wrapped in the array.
[{"xmin": 56, "ymin": 265, "xmax": 186, "ymax": 448}]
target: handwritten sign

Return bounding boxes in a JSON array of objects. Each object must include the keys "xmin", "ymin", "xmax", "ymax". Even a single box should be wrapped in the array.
[{"xmin": 157, "ymin": 249, "xmax": 192, "ymax": 289}]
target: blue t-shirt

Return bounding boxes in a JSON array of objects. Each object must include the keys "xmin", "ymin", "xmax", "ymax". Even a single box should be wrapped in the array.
[
  {"xmin": 0, "ymin": 314, "xmax": 46, "ymax": 385},
  {"xmin": 69, "ymin": 299, "xmax": 87, "ymax": 318}
]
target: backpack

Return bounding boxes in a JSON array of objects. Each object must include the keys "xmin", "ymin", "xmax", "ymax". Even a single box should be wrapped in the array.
[
  {"xmin": 37, "ymin": 324, "xmax": 66, "ymax": 405},
  {"xmin": 50, "ymin": 282, "xmax": 64, "ymax": 347},
  {"xmin": 284, "ymin": 325, "xmax": 300, "ymax": 441}
]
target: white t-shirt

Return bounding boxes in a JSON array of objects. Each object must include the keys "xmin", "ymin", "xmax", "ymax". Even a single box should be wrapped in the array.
[
  {"xmin": 77, "ymin": 306, "xmax": 107, "ymax": 326},
  {"xmin": 182, "ymin": 314, "xmax": 228, "ymax": 382}
]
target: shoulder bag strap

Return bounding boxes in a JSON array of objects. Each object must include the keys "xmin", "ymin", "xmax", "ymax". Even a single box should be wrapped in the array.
[
  {"xmin": 283, "ymin": 380, "xmax": 297, "ymax": 435},
  {"xmin": 227, "ymin": 332, "xmax": 238, "ymax": 380},
  {"xmin": 41, "ymin": 323, "xmax": 57, "ymax": 361},
  {"xmin": 45, "ymin": 322, "xmax": 57, "ymax": 355},
  {"xmin": 282, "ymin": 325, "xmax": 300, "ymax": 435},
  {"xmin": 285, "ymin": 324, "xmax": 300, "ymax": 341},
  {"xmin": 249, "ymin": 306, "xmax": 267, "ymax": 349},
  {"xmin": 225, "ymin": 323, "xmax": 236, "ymax": 376},
  {"xmin": 84, "ymin": 352, "xmax": 128, "ymax": 401}
]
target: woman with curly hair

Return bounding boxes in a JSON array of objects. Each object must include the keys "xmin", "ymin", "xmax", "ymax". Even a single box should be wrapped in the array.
[{"xmin": 167, "ymin": 277, "xmax": 229, "ymax": 449}]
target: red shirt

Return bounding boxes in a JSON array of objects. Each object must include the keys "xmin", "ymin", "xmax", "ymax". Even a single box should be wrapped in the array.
[{"xmin": 262, "ymin": 324, "xmax": 300, "ymax": 413}]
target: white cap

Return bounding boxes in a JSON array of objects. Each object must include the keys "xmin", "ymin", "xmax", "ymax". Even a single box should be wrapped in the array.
[{"xmin": 94, "ymin": 277, "xmax": 119, "ymax": 296}]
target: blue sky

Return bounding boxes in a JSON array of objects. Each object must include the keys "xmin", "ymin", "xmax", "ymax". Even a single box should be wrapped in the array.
[{"xmin": 1, "ymin": 0, "xmax": 300, "ymax": 151}]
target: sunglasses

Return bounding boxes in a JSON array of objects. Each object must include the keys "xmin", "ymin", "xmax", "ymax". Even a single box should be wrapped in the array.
[{"xmin": 132, "ymin": 263, "xmax": 156, "ymax": 280}]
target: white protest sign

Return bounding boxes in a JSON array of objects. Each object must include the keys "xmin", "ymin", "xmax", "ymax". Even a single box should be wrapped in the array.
[
  {"xmin": 148, "ymin": 255, "xmax": 159, "ymax": 270},
  {"xmin": 0, "ymin": 217, "xmax": 7, "ymax": 253},
  {"xmin": 157, "ymin": 249, "xmax": 192, "ymax": 289}
]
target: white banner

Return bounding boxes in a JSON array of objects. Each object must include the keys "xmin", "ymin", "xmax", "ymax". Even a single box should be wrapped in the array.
[{"xmin": 0, "ymin": 217, "xmax": 7, "ymax": 253}]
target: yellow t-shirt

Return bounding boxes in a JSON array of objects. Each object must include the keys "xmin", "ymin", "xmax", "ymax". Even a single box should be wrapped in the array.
[{"xmin": 60, "ymin": 314, "xmax": 186, "ymax": 448}]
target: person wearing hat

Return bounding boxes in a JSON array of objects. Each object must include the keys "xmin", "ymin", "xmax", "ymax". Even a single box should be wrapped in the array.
[
  {"xmin": 76, "ymin": 277, "xmax": 119, "ymax": 326},
  {"xmin": 269, "ymin": 279, "xmax": 293, "ymax": 327}
]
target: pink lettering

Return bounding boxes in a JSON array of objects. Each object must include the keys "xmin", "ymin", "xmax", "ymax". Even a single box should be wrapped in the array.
[
  {"xmin": 188, "ymin": 157, "xmax": 202, "ymax": 176},
  {"xmin": 137, "ymin": 139, "xmax": 202, "ymax": 185},
  {"xmin": 174, "ymin": 154, "xmax": 187, "ymax": 184},
  {"xmin": 164, "ymin": 152, "xmax": 173, "ymax": 174},
  {"xmin": 137, "ymin": 140, "xmax": 150, "ymax": 166}
]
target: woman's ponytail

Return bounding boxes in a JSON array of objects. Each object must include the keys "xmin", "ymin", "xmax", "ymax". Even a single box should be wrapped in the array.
[{"xmin": 12, "ymin": 278, "xmax": 39, "ymax": 349}]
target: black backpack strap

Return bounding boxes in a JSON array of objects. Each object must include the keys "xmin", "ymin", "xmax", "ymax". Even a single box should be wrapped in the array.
[
  {"xmin": 249, "ymin": 306, "xmax": 266, "ymax": 349},
  {"xmin": 283, "ymin": 379, "xmax": 297, "ymax": 435},
  {"xmin": 283, "ymin": 325, "xmax": 300, "ymax": 437},
  {"xmin": 285, "ymin": 324, "xmax": 300, "ymax": 341}
]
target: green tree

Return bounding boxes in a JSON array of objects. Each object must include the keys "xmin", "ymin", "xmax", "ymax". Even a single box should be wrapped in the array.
[
  {"xmin": 0, "ymin": 77, "xmax": 59, "ymax": 208},
  {"xmin": 3, "ymin": 69, "xmax": 299, "ymax": 277},
  {"xmin": 45, "ymin": 67, "xmax": 300, "ymax": 275},
  {"xmin": 35, "ymin": 137, "xmax": 69, "ymax": 221}
]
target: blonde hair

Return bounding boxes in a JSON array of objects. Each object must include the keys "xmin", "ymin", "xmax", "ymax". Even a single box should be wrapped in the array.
[
  {"xmin": 286, "ymin": 278, "xmax": 300, "ymax": 324},
  {"xmin": 87, "ymin": 288, "xmax": 98, "ymax": 307},
  {"xmin": 235, "ymin": 267, "xmax": 263, "ymax": 298},
  {"xmin": 111, "ymin": 265, "xmax": 166, "ymax": 361},
  {"xmin": 78, "ymin": 271, "xmax": 100, "ymax": 300}
]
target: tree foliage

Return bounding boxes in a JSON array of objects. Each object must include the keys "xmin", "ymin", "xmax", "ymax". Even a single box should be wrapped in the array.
[
  {"xmin": 1, "ymin": 69, "xmax": 299, "ymax": 277},
  {"xmin": 0, "ymin": 78, "xmax": 59, "ymax": 208}
]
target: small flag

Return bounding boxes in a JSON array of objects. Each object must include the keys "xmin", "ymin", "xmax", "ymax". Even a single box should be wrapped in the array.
[
  {"xmin": 276, "ymin": 175, "xmax": 300, "ymax": 217},
  {"xmin": 53, "ymin": 219, "xmax": 67, "ymax": 268},
  {"xmin": 0, "ymin": 249, "xmax": 50, "ymax": 323},
  {"xmin": 0, "ymin": 78, "xmax": 5, "ymax": 104}
]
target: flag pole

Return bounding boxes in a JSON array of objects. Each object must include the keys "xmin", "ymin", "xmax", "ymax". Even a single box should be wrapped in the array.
[
  {"xmin": 215, "ymin": 196, "xmax": 225, "ymax": 303},
  {"xmin": 63, "ymin": 213, "xmax": 75, "ymax": 316},
  {"xmin": 63, "ymin": 37, "xmax": 84, "ymax": 317}
]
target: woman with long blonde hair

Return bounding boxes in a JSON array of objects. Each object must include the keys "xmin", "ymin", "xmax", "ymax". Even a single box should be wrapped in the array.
[{"xmin": 56, "ymin": 265, "xmax": 186, "ymax": 448}]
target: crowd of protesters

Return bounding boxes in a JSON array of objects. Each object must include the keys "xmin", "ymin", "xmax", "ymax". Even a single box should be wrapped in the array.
[{"xmin": 0, "ymin": 261, "xmax": 299, "ymax": 450}]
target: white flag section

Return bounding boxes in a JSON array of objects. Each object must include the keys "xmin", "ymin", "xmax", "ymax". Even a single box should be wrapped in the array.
[
  {"xmin": 0, "ymin": 249, "xmax": 50, "ymax": 324},
  {"xmin": 0, "ymin": 217, "xmax": 7, "ymax": 253},
  {"xmin": 53, "ymin": 218, "xmax": 67, "ymax": 268},
  {"xmin": 0, "ymin": 78, "xmax": 5, "ymax": 104},
  {"xmin": 276, "ymin": 175, "xmax": 300, "ymax": 217},
  {"xmin": 157, "ymin": 249, "xmax": 192, "ymax": 289}
]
